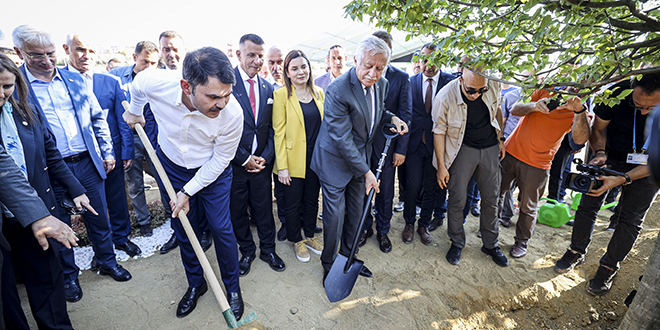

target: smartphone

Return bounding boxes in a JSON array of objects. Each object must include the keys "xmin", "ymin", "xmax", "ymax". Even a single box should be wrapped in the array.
[{"xmin": 546, "ymin": 98, "xmax": 562, "ymax": 111}]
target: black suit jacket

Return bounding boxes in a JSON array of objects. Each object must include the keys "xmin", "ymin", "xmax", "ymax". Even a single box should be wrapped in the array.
[
  {"xmin": 231, "ymin": 67, "xmax": 275, "ymax": 166},
  {"xmin": 372, "ymin": 64, "xmax": 412, "ymax": 158},
  {"xmin": 408, "ymin": 71, "xmax": 456, "ymax": 154}
]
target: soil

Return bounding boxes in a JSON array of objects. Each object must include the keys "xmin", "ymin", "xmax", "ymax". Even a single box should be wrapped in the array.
[{"xmin": 18, "ymin": 187, "xmax": 658, "ymax": 330}]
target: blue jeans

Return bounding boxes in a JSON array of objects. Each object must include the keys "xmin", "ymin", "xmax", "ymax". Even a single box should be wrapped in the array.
[{"xmin": 570, "ymin": 158, "xmax": 658, "ymax": 271}]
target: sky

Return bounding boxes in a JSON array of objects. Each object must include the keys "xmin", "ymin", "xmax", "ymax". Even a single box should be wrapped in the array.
[{"xmin": 1, "ymin": 0, "xmax": 364, "ymax": 54}]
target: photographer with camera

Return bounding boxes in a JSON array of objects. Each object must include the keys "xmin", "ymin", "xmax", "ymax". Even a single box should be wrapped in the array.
[
  {"xmin": 554, "ymin": 73, "xmax": 660, "ymax": 296},
  {"xmin": 498, "ymin": 90, "xmax": 590, "ymax": 258}
]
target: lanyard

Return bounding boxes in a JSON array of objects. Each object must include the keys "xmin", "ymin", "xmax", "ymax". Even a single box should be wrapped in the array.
[{"xmin": 632, "ymin": 109, "xmax": 652, "ymax": 153}]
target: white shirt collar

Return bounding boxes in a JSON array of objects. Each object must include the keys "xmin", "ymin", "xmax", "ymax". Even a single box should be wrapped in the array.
[
  {"xmin": 67, "ymin": 64, "xmax": 94, "ymax": 79},
  {"xmin": 24, "ymin": 66, "xmax": 63, "ymax": 83},
  {"xmin": 238, "ymin": 66, "xmax": 256, "ymax": 83}
]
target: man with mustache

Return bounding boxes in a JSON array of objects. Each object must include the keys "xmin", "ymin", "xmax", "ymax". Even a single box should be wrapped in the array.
[
  {"xmin": 123, "ymin": 47, "xmax": 245, "ymax": 319},
  {"xmin": 230, "ymin": 34, "xmax": 285, "ymax": 276},
  {"xmin": 311, "ymin": 36, "xmax": 408, "ymax": 282}
]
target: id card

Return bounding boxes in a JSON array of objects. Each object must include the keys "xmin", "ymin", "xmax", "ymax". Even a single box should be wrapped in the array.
[{"xmin": 627, "ymin": 153, "xmax": 648, "ymax": 165}]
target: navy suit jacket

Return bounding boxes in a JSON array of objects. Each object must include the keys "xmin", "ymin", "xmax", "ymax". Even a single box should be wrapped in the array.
[
  {"xmin": 63, "ymin": 67, "xmax": 133, "ymax": 160},
  {"xmin": 311, "ymin": 67, "xmax": 393, "ymax": 188},
  {"xmin": 19, "ymin": 65, "xmax": 114, "ymax": 179},
  {"xmin": 372, "ymin": 64, "xmax": 412, "ymax": 158},
  {"xmin": 231, "ymin": 67, "xmax": 275, "ymax": 166},
  {"xmin": 408, "ymin": 71, "xmax": 456, "ymax": 154}
]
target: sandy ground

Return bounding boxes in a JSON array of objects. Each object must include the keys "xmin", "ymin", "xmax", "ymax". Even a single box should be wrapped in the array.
[{"xmin": 17, "ymin": 186, "xmax": 659, "ymax": 330}]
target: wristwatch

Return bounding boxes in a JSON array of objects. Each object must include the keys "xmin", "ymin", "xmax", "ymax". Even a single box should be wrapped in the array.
[
  {"xmin": 499, "ymin": 136, "xmax": 506, "ymax": 142},
  {"xmin": 180, "ymin": 188, "xmax": 192, "ymax": 197}
]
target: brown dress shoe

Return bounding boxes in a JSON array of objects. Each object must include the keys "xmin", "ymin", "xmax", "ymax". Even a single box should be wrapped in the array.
[
  {"xmin": 417, "ymin": 226, "xmax": 432, "ymax": 245},
  {"xmin": 510, "ymin": 241, "xmax": 528, "ymax": 258},
  {"xmin": 402, "ymin": 224, "xmax": 414, "ymax": 244}
]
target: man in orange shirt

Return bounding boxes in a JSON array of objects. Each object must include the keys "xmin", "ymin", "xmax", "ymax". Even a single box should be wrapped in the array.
[{"xmin": 500, "ymin": 91, "xmax": 590, "ymax": 257}]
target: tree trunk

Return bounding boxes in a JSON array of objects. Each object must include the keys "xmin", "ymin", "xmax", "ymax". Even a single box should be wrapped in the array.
[{"xmin": 619, "ymin": 235, "xmax": 660, "ymax": 330}]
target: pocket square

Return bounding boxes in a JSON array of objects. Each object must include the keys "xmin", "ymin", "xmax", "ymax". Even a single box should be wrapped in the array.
[{"xmin": 267, "ymin": 98, "xmax": 274, "ymax": 105}]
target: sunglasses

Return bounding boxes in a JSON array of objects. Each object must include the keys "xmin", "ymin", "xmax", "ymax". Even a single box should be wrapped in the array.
[
  {"xmin": 461, "ymin": 78, "xmax": 489, "ymax": 95},
  {"xmin": 630, "ymin": 100, "xmax": 654, "ymax": 112}
]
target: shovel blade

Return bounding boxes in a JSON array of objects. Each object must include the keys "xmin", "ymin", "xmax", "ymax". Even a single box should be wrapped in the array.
[{"xmin": 324, "ymin": 253, "xmax": 363, "ymax": 302}]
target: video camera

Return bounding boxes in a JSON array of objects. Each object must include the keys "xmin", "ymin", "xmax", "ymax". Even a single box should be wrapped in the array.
[{"xmin": 564, "ymin": 158, "xmax": 626, "ymax": 193}]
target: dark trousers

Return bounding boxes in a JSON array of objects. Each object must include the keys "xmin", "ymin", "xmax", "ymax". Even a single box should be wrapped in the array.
[
  {"xmin": 124, "ymin": 132, "xmax": 151, "ymax": 226},
  {"xmin": 434, "ymin": 188, "xmax": 448, "ymax": 220},
  {"xmin": 105, "ymin": 142, "xmax": 132, "ymax": 244},
  {"xmin": 320, "ymin": 176, "xmax": 364, "ymax": 272},
  {"xmin": 54, "ymin": 156, "xmax": 117, "ymax": 282},
  {"xmin": 404, "ymin": 144, "xmax": 442, "ymax": 227},
  {"xmin": 547, "ymin": 135, "xmax": 573, "ymax": 201},
  {"xmin": 230, "ymin": 164, "xmax": 276, "ymax": 257},
  {"xmin": 466, "ymin": 176, "xmax": 480, "ymax": 208},
  {"xmin": 157, "ymin": 149, "xmax": 240, "ymax": 292},
  {"xmin": 364, "ymin": 144, "xmax": 397, "ymax": 234},
  {"xmin": 283, "ymin": 169, "xmax": 320, "ymax": 242},
  {"xmin": 274, "ymin": 173, "xmax": 287, "ymax": 224},
  {"xmin": 570, "ymin": 159, "xmax": 659, "ymax": 271},
  {"xmin": 2, "ymin": 221, "xmax": 72, "ymax": 330},
  {"xmin": 397, "ymin": 164, "xmax": 406, "ymax": 201}
]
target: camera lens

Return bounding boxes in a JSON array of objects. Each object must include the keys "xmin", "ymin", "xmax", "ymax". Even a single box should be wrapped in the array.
[{"xmin": 574, "ymin": 175, "xmax": 590, "ymax": 189}]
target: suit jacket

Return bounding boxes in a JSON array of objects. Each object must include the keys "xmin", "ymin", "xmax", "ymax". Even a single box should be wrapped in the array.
[
  {"xmin": 272, "ymin": 85, "xmax": 325, "ymax": 178},
  {"xmin": 310, "ymin": 67, "xmax": 394, "ymax": 188},
  {"xmin": 372, "ymin": 64, "xmax": 412, "ymax": 158},
  {"xmin": 231, "ymin": 67, "xmax": 275, "ymax": 166},
  {"xmin": 0, "ymin": 144, "xmax": 51, "ymax": 250},
  {"xmin": 408, "ymin": 71, "xmax": 456, "ymax": 154},
  {"xmin": 63, "ymin": 67, "xmax": 133, "ymax": 160},
  {"xmin": 109, "ymin": 64, "xmax": 135, "ymax": 100},
  {"xmin": 19, "ymin": 65, "xmax": 114, "ymax": 179},
  {"xmin": 314, "ymin": 71, "xmax": 334, "ymax": 92}
]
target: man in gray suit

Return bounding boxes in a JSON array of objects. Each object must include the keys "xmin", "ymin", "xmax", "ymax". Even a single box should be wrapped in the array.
[
  {"xmin": 314, "ymin": 45, "xmax": 348, "ymax": 91},
  {"xmin": 311, "ymin": 36, "xmax": 408, "ymax": 281}
]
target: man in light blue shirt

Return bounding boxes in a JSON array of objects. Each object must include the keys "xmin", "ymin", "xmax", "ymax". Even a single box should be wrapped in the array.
[{"xmin": 13, "ymin": 24, "xmax": 131, "ymax": 303}]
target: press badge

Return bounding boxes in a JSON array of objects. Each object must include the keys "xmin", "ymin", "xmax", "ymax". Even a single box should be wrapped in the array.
[{"xmin": 627, "ymin": 153, "xmax": 648, "ymax": 165}]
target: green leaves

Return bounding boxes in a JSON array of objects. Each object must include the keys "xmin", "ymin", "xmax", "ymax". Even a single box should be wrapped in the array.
[{"xmin": 346, "ymin": 0, "xmax": 660, "ymax": 102}]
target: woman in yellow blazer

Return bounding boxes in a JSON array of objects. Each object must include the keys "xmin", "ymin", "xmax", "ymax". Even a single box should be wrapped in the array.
[{"xmin": 272, "ymin": 50, "xmax": 325, "ymax": 262}]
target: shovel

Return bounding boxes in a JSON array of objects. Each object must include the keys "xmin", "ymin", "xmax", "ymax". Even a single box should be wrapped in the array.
[
  {"xmin": 324, "ymin": 124, "xmax": 400, "ymax": 302},
  {"xmin": 122, "ymin": 101, "xmax": 262, "ymax": 329}
]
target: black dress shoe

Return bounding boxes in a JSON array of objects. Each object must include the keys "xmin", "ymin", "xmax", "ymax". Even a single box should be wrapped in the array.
[
  {"xmin": 322, "ymin": 269, "xmax": 329, "ymax": 287},
  {"xmin": 139, "ymin": 223, "xmax": 153, "ymax": 237},
  {"xmin": 227, "ymin": 291, "xmax": 244, "ymax": 321},
  {"xmin": 430, "ymin": 217, "xmax": 444, "ymax": 231},
  {"xmin": 99, "ymin": 265, "xmax": 132, "ymax": 281},
  {"xmin": 176, "ymin": 281, "xmax": 208, "ymax": 318},
  {"xmin": 116, "ymin": 240, "xmax": 141, "ymax": 257},
  {"xmin": 277, "ymin": 225, "xmax": 287, "ymax": 241},
  {"xmin": 238, "ymin": 253, "xmax": 256, "ymax": 277},
  {"xmin": 377, "ymin": 233, "xmax": 392, "ymax": 253},
  {"xmin": 359, "ymin": 265, "xmax": 373, "ymax": 278},
  {"xmin": 481, "ymin": 246, "xmax": 509, "ymax": 267},
  {"xmin": 471, "ymin": 205, "xmax": 481, "ymax": 217},
  {"xmin": 200, "ymin": 230, "xmax": 213, "ymax": 252},
  {"xmin": 358, "ymin": 228, "xmax": 374, "ymax": 247},
  {"xmin": 260, "ymin": 252, "xmax": 286, "ymax": 272},
  {"xmin": 446, "ymin": 244, "xmax": 462, "ymax": 265},
  {"xmin": 64, "ymin": 279, "xmax": 83, "ymax": 302},
  {"xmin": 90, "ymin": 257, "xmax": 99, "ymax": 271},
  {"xmin": 314, "ymin": 225, "xmax": 323, "ymax": 233},
  {"xmin": 160, "ymin": 233, "xmax": 178, "ymax": 254}
]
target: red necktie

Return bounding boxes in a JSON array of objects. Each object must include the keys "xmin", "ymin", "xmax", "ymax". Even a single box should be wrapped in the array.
[
  {"xmin": 423, "ymin": 78, "xmax": 433, "ymax": 144},
  {"xmin": 248, "ymin": 79, "xmax": 256, "ymax": 117}
]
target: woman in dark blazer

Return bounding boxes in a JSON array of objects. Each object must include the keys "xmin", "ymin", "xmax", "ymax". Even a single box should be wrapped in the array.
[
  {"xmin": 0, "ymin": 54, "xmax": 94, "ymax": 329},
  {"xmin": 272, "ymin": 50, "xmax": 324, "ymax": 262}
]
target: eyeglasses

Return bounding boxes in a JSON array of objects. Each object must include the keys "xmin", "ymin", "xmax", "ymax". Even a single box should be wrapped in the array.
[
  {"xmin": 22, "ymin": 51, "xmax": 56, "ymax": 61},
  {"xmin": 461, "ymin": 78, "xmax": 489, "ymax": 95},
  {"xmin": 630, "ymin": 100, "xmax": 655, "ymax": 112}
]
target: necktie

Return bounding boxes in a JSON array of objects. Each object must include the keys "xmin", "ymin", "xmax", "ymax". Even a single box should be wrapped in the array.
[
  {"xmin": 248, "ymin": 79, "xmax": 256, "ymax": 117},
  {"xmin": 425, "ymin": 78, "xmax": 433, "ymax": 113},
  {"xmin": 366, "ymin": 86, "xmax": 374, "ymax": 136}
]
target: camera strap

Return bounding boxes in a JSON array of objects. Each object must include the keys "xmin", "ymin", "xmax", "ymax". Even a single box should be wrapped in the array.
[{"xmin": 629, "ymin": 109, "xmax": 650, "ymax": 165}]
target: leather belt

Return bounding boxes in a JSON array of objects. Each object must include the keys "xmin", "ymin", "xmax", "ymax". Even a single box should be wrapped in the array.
[{"xmin": 62, "ymin": 151, "xmax": 90, "ymax": 163}]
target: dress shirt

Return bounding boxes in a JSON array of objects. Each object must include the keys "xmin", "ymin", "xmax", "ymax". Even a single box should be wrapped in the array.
[
  {"xmin": 128, "ymin": 68, "xmax": 244, "ymax": 195},
  {"xmin": 25, "ymin": 67, "xmax": 87, "ymax": 157},
  {"xmin": 237, "ymin": 66, "xmax": 261, "ymax": 163},
  {"xmin": 66, "ymin": 65, "xmax": 94, "ymax": 90},
  {"xmin": 421, "ymin": 71, "xmax": 441, "ymax": 101}
]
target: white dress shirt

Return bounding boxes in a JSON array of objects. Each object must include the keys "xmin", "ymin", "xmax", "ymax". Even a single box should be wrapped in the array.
[
  {"xmin": 128, "ymin": 68, "xmax": 244, "ymax": 195},
  {"xmin": 421, "ymin": 71, "xmax": 441, "ymax": 102},
  {"xmin": 362, "ymin": 84, "xmax": 376, "ymax": 136}
]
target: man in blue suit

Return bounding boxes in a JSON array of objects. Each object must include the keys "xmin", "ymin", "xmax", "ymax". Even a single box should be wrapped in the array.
[
  {"xmin": 314, "ymin": 45, "xmax": 347, "ymax": 92},
  {"xmin": 359, "ymin": 31, "xmax": 412, "ymax": 253},
  {"xmin": 63, "ymin": 33, "xmax": 142, "ymax": 258},
  {"xmin": 12, "ymin": 25, "xmax": 131, "ymax": 303},
  {"xmin": 403, "ymin": 43, "xmax": 456, "ymax": 246},
  {"xmin": 230, "ymin": 34, "xmax": 285, "ymax": 276},
  {"xmin": 110, "ymin": 41, "xmax": 160, "ymax": 237}
]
